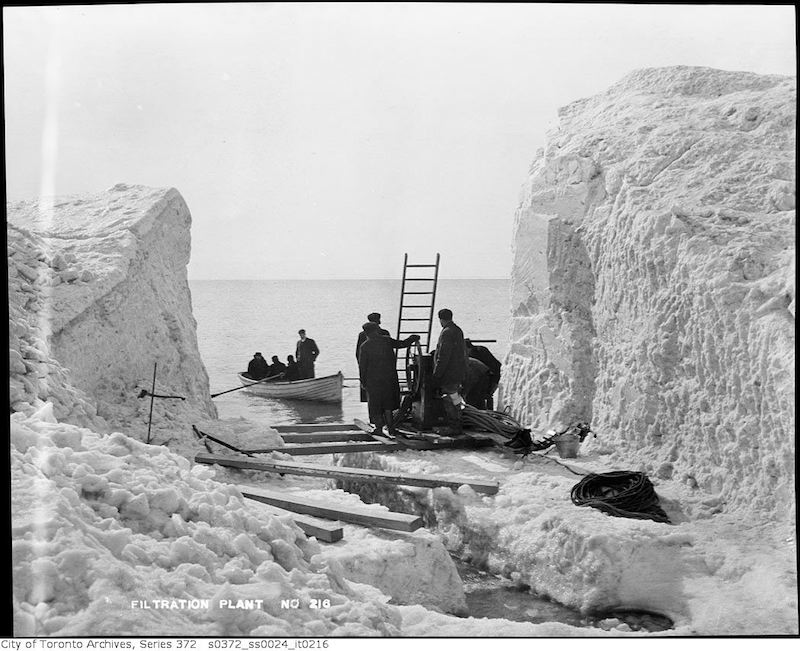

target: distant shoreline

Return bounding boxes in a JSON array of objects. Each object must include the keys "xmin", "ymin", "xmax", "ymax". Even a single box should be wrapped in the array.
[{"xmin": 189, "ymin": 277, "xmax": 513, "ymax": 282}]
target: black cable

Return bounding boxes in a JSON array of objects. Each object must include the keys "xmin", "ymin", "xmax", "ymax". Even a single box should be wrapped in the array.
[{"xmin": 570, "ymin": 471, "xmax": 671, "ymax": 524}]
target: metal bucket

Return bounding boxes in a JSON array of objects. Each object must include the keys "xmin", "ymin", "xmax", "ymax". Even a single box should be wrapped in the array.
[{"xmin": 554, "ymin": 436, "xmax": 580, "ymax": 458}]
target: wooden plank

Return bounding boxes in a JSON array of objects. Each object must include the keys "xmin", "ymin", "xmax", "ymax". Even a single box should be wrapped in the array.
[
  {"xmin": 195, "ymin": 453, "xmax": 500, "ymax": 494},
  {"xmin": 272, "ymin": 423, "xmax": 361, "ymax": 433},
  {"xmin": 259, "ymin": 504, "xmax": 344, "ymax": 543},
  {"xmin": 244, "ymin": 441, "xmax": 401, "ymax": 455},
  {"xmin": 280, "ymin": 431, "xmax": 377, "ymax": 443},
  {"xmin": 238, "ymin": 485, "xmax": 423, "ymax": 532}
]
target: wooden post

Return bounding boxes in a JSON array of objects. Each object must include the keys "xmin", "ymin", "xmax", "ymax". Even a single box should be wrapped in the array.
[{"xmin": 146, "ymin": 362, "xmax": 157, "ymax": 444}]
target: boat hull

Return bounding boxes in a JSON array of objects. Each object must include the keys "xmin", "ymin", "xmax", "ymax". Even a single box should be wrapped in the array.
[{"xmin": 237, "ymin": 372, "xmax": 343, "ymax": 403}]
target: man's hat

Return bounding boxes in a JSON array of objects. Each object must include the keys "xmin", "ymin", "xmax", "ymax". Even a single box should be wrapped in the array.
[
  {"xmin": 255, "ymin": 352, "xmax": 262, "ymax": 356},
  {"xmin": 367, "ymin": 312, "xmax": 381, "ymax": 322},
  {"xmin": 362, "ymin": 322, "xmax": 379, "ymax": 332}
]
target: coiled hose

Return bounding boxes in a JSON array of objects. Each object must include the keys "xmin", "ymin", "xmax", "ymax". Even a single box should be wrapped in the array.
[
  {"xmin": 460, "ymin": 404, "xmax": 522, "ymax": 437},
  {"xmin": 570, "ymin": 471, "xmax": 671, "ymax": 524}
]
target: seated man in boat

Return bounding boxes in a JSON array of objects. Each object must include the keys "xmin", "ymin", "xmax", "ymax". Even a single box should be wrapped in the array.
[
  {"xmin": 358, "ymin": 322, "xmax": 419, "ymax": 436},
  {"xmin": 295, "ymin": 329, "xmax": 320, "ymax": 379},
  {"xmin": 268, "ymin": 355, "xmax": 287, "ymax": 379},
  {"xmin": 283, "ymin": 355, "xmax": 300, "ymax": 381},
  {"xmin": 245, "ymin": 352, "xmax": 269, "ymax": 380}
]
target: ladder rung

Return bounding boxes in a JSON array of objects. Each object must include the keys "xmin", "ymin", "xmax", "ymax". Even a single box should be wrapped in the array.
[
  {"xmin": 405, "ymin": 264, "xmax": 438, "ymax": 268},
  {"xmin": 400, "ymin": 306, "xmax": 432, "ymax": 309},
  {"xmin": 399, "ymin": 331, "xmax": 428, "ymax": 334},
  {"xmin": 404, "ymin": 278, "xmax": 436, "ymax": 281},
  {"xmin": 402, "ymin": 291, "xmax": 435, "ymax": 295},
  {"xmin": 400, "ymin": 318, "xmax": 430, "ymax": 321}
]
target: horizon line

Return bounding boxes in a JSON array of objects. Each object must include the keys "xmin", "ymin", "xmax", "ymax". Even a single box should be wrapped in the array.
[{"xmin": 188, "ymin": 277, "xmax": 512, "ymax": 281}]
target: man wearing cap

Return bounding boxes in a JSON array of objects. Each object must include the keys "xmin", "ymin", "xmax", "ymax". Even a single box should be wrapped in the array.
[
  {"xmin": 295, "ymin": 329, "xmax": 320, "ymax": 379},
  {"xmin": 246, "ymin": 352, "xmax": 269, "ymax": 380},
  {"xmin": 358, "ymin": 322, "xmax": 419, "ymax": 435},
  {"xmin": 432, "ymin": 308, "xmax": 467, "ymax": 436},
  {"xmin": 355, "ymin": 313, "xmax": 390, "ymax": 361},
  {"xmin": 355, "ymin": 312, "xmax": 391, "ymax": 402}
]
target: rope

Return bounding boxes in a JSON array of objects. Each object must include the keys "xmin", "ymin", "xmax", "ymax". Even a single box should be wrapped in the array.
[
  {"xmin": 527, "ymin": 450, "xmax": 588, "ymax": 476},
  {"xmin": 461, "ymin": 404, "xmax": 525, "ymax": 437},
  {"xmin": 570, "ymin": 471, "xmax": 671, "ymax": 524}
]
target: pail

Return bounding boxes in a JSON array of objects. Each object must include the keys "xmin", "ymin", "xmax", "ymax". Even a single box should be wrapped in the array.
[{"xmin": 553, "ymin": 436, "xmax": 580, "ymax": 458}]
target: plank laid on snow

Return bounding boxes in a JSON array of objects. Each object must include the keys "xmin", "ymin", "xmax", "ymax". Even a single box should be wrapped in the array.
[
  {"xmin": 238, "ymin": 485, "xmax": 423, "ymax": 532},
  {"xmin": 243, "ymin": 441, "xmax": 401, "ymax": 455},
  {"xmin": 259, "ymin": 504, "xmax": 344, "ymax": 543},
  {"xmin": 279, "ymin": 431, "xmax": 377, "ymax": 444},
  {"xmin": 272, "ymin": 423, "xmax": 361, "ymax": 433},
  {"xmin": 194, "ymin": 453, "xmax": 500, "ymax": 494}
]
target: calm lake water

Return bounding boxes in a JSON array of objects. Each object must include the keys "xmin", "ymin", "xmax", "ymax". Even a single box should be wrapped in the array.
[{"xmin": 190, "ymin": 279, "xmax": 510, "ymax": 425}]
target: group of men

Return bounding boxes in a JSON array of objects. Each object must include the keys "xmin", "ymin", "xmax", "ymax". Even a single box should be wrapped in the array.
[
  {"xmin": 356, "ymin": 309, "xmax": 501, "ymax": 437},
  {"xmin": 245, "ymin": 329, "xmax": 320, "ymax": 382}
]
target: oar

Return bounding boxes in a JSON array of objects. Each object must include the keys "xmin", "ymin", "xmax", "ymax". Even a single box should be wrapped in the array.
[{"xmin": 211, "ymin": 374, "xmax": 284, "ymax": 399}]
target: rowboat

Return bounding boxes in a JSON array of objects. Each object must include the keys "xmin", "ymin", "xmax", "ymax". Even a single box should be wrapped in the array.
[{"xmin": 237, "ymin": 372, "xmax": 344, "ymax": 403}]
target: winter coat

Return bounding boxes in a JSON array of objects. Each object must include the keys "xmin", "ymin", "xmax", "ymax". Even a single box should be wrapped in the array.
[
  {"xmin": 433, "ymin": 321, "xmax": 467, "ymax": 388},
  {"xmin": 295, "ymin": 338, "xmax": 319, "ymax": 378},
  {"xmin": 468, "ymin": 345, "xmax": 501, "ymax": 379},
  {"xmin": 356, "ymin": 327, "xmax": 390, "ymax": 360},
  {"xmin": 247, "ymin": 356, "xmax": 269, "ymax": 380},
  {"xmin": 269, "ymin": 361, "xmax": 287, "ymax": 377},
  {"xmin": 463, "ymin": 357, "xmax": 492, "ymax": 409},
  {"xmin": 284, "ymin": 361, "xmax": 300, "ymax": 381},
  {"xmin": 358, "ymin": 335, "xmax": 404, "ymax": 411}
]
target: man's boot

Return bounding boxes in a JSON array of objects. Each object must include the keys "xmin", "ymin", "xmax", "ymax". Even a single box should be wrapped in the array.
[
  {"xmin": 383, "ymin": 410, "xmax": 397, "ymax": 437},
  {"xmin": 440, "ymin": 399, "xmax": 464, "ymax": 437}
]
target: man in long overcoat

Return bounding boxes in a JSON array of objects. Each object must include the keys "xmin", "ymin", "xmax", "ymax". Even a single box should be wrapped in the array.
[
  {"xmin": 432, "ymin": 308, "xmax": 467, "ymax": 435},
  {"xmin": 295, "ymin": 329, "xmax": 320, "ymax": 379},
  {"xmin": 355, "ymin": 312, "xmax": 390, "ymax": 402},
  {"xmin": 358, "ymin": 322, "xmax": 418, "ymax": 434}
]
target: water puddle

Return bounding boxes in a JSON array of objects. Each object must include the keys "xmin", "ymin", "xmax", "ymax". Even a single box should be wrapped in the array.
[{"xmin": 454, "ymin": 559, "xmax": 673, "ymax": 633}]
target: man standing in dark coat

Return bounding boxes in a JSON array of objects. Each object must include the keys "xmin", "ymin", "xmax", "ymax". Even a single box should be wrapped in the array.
[
  {"xmin": 358, "ymin": 322, "xmax": 419, "ymax": 435},
  {"xmin": 355, "ymin": 312, "xmax": 391, "ymax": 402},
  {"xmin": 465, "ymin": 339, "xmax": 502, "ymax": 410},
  {"xmin": 295, "ymin": 329, "xmax": 320, "ymax": 379},
  {"xmin": 432, "ymin": 308, "xmax": 467, "ymax": 435},
  {"xmin": 246, "ymin": 352, "xmax": 269, "ymax": 380}
]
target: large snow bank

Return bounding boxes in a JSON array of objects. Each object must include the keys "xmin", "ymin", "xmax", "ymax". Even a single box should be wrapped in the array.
[
  {"xmin": 8, "ymin": 184, "xmax": 217, "ymax": 455},
  {"xmin": 10, "ymin": 406, "xmax": 404, "ymax": 636},
  {"xmin": 502, "ymin": 66, "xmax": 795, "ymax": 518}
]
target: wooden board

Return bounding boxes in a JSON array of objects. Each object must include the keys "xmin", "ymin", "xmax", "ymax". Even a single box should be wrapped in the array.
[
  {"xmin": 195, "ymin": 453, "xmax": 500, "ymax": 494},
  {"xmin": 243, "ymin": 441, "xmax": 401, "ymax": 455},
  {"xmin": 238, "ymin": 485, "xmax": 423, "ymax": 532},
  {"xmin": 279, "ymin": 432, "xmax": 377, "ymax": 443},
  {"xmin": 272, "ymin": 423, "xmax": 361, "ymax": 433},
  {"xmin": 259, "ymin": 504, "xmax": 344, "ymax": 543}
]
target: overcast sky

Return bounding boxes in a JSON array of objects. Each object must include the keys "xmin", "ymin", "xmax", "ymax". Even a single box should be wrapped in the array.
[{"xmin": 4, "ymin": 3, "xmax": 796, "ymax": 279}]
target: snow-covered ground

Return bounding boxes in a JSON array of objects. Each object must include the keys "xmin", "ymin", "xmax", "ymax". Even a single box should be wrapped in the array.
[{"xmin": 8, "ymin": 66, "xmax": 797, "ymax": 637}]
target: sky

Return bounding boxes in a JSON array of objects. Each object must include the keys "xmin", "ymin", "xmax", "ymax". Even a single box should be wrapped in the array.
[{"xmin": 3, "ymin": 3, "xmax": 796, "ymax": 280}]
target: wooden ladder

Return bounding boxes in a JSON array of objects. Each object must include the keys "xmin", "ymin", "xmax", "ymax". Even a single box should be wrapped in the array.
[{"xmin": 395, "ymin": 253, "xmax": 440, "ymax": 389}]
